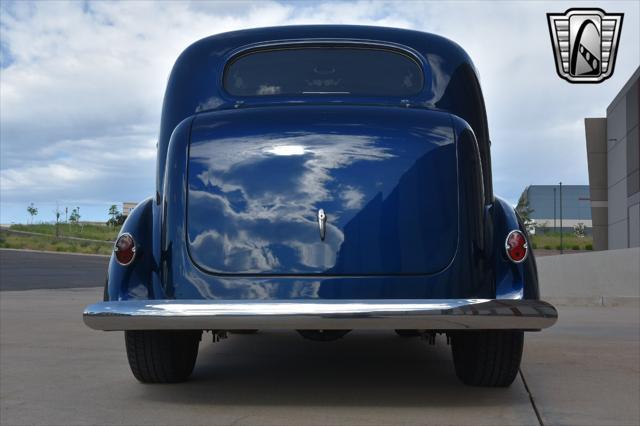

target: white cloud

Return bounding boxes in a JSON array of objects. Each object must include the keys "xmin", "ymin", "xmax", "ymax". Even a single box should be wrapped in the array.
[{"xmin": 0, "ymin": 0, "xmax": 639, "ymax": 223}]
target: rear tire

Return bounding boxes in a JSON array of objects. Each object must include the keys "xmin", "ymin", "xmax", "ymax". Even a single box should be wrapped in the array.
[
  {"xmin": 450, "ymin": 331, "xmax": 523, "ymax": 387},
  {"xmin": 125, "ymin": 330, "xmax": 201, "ymax": 383},
  {"xmin": 103, "ymin": 277, "xmax": 109, "ymax": 301}
]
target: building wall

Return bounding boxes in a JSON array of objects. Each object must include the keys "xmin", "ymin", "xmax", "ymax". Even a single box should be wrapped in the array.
[
  {"xmin": 585, "ymin": 118, "xmax": 608, "ymax": 250},
  {"xmin": 122, "ymin": 202, "xmax": 138, "ymax": 217},
  {"xmin": 585, "ymin": 66, "xmax": 640, "ymax": 250},
  {"xmin": 538, "ymin": 247, "xmax": 640, "ymax": 303},
  {"xmin": 607, "ymin": 69, "xmax": 639, "ymax": 249},
  {"xmin": 520, "ymin": 185, "xmax": 591, "ymax": 233},
  {"xmin": 627, "ymin": 78, "xmax": 640, "ymax": 248},
  {"xmin": 530, "ymin": 218, "xmax": 592, "ymax": 229},
  {"xmin": 608, "ymin": 94, "xmax": 629, "ymax": 248}
]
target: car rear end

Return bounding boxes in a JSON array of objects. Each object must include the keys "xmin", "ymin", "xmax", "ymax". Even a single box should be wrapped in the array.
[{"xmin": 83, "ymin": 30, "xmax": 557, "ymax": 386}]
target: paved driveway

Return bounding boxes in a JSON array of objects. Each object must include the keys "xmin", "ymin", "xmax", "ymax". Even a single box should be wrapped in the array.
[
  {"xmin": 0, "ymin": 249, "xmax": 108, "ymax": 291},
  {"xmin": 0, "ymin": 250, "xmax": 638, "ymax": 425}
]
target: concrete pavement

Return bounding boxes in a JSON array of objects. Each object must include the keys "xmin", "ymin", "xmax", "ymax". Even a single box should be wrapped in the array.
[
  {"xmin": 1, "ymin": 288, "xmax": 539, "ymax": 426},
  {"xmin": 1, "ymin": 287, "xmax": 638, "ymax": 426},
  {"xmin": 523, "ymin": 306, "xmax": 640, "ymax": 425},
  {"xmin": 1, "ymin": 249, "xmax": 638, "ymax": 425}
]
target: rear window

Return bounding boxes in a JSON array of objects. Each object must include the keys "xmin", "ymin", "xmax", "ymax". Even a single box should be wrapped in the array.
[{"xmin": 223, "ymin": 46, "xmax": 424, "ymax": 97}]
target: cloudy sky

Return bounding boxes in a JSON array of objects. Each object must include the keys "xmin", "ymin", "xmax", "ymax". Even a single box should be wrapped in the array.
[{"xmin": 1, "ymin": 0, "xmax": 638, "ymax": 224}]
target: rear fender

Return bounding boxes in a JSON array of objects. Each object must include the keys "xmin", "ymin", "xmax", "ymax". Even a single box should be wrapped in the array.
[
  {"xmin": 105, "ymin": 197, "xmax": 159, "ymax": 301},
  {"xmin": 490, "ymin": 197, "xmax": 540, "ymax": 300}
]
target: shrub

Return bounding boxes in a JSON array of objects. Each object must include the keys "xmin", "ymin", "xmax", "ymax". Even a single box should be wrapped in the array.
[
  {"xmin": 531, "ymin": 242, "xmax": 538, "ymax": 249},
  {"xmin": 572, "ymin": 245, "xmax": 580, "ymax": 250},
  {"xmin": 585, "ymin": 244, "xmax": 593, "ymax": 250},
  {"xmin": 555, "ymin": 244, "xmax": 562, "ymax": 250},
  {"xmin": 544, "ymin": 245, "xmax": 551, "ymax": 250}
]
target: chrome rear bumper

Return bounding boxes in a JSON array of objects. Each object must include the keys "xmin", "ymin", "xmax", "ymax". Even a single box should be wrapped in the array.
[{"xmin": 83, "ymin": 299, "xmax": 557, "ymax": 331}]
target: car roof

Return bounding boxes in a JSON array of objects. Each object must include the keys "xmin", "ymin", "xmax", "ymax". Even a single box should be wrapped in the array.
[{"xmin": 158, "ymin": 25, "xmax": 488, "ymax": 164}]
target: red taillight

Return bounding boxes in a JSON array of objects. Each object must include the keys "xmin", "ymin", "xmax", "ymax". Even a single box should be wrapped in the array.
[
  {"xmin": 114, "ymin": 233, "xmax": 136, "ymax": 266},
  {"xmin": 505, "ymin": 230, "xmax": 528, "ymax": 263}
]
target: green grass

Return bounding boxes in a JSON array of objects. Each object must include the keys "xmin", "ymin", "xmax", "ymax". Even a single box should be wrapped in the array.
[
  {"xmin": 4, "ymin": 224, "xmax": 592, "ymax": 254},
  {"xmin": 0, "ymin": 230, "xmax": 113, "ymax": 255},
  {"xmin": 10, "ymin": 223, "xmax": 119, "ymax": 241},
  {"xmin": 530, "ymin": 232, "xmax": 593, "ymax": 251}
]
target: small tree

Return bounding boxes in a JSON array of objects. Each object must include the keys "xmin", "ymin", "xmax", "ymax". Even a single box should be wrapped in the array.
[
  {"xmin": 69, "ymin": 207, "xmax": 81, "ymax": 225},
  {"xmin": 27, "ymin": 203, "xmax": 38, "ymax": 224},
  {"xmin": 54, "ymin": 206, "xmax": 61, "ymax": 237},
  {"xmin": 516, "ymin": 193, "xmax": 534, "ymax": 223},
  {"xmin": 108, "ymin": 204, "xmax": 121, "ymax": 227}
]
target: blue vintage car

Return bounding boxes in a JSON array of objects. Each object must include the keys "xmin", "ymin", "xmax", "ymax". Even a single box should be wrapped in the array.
[{"xmin": 84, "ymin": 25, "xmax": 557, "ymax": 386}]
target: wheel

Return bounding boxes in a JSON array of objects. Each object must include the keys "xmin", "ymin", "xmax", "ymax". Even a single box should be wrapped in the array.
[
  {"xmin": 297, "ymin": 330, "xmax": 350, "ymax": 342},
  {"xmin": 229, "ymin": 330, "xmax": 259, "ymax": 334},
  {"xmin": 103, "ymin": 276, "xmax": 109, "ymax": 301},
  {"xmin": 125, "ymin": 330, "xmax": 201, "ymax": 383},
  {"xmin": 450, "ymin": 331, "xmax": 523, "ymax": 387},
  {"xmin": 395, "ymin": 329, "xmax": 421, "ymax": 337}
]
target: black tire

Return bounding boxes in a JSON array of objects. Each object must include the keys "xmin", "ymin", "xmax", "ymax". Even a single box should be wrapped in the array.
[
  {"xmin": 125, "ymin": 330, "xmax": 201, "ymax": 383},
  {"xmin": 395, "ymin": 329, "xmax": 421, "ymax": 337},
  {"xmin": 450, "ymin": 331, "xmax": 523, "ymax": 387},
  {"xmin": 103, "ymin": 277, "xmax": 109, "ymax": 301}
]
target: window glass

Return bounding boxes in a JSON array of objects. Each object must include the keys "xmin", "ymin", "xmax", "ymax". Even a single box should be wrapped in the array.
[{"xmin": 224, "ymin": 47, "xmax": 424, "ymax": 97}]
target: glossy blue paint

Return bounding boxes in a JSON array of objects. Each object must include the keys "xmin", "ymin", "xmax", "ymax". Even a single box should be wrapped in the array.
[
  {"xmin": 104, "ymin": 25, "xmax": 538, "ymax": 304},
  {"xmin": 491, "ymin": 197, "xmax": 539, "ymax": 300},
  {"xmin": 105, "ymin": 196, "xmax": 156, "ymax": 301},
  {"xmin": 156, "ymin": 26, "xmax": 491, "ymax": 199},
  {"xmin": 187, "ymin": 106, "xmax": 458, "ymax": 275},
  {"xmin": 493, "ymin": 197, "xmax": 540, "ymax": 299}
]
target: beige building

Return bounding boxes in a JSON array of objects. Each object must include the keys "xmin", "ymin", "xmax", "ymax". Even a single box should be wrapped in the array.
[
  {"xmin": 122, "ymin": 202, "xmax": 138, "ymax": 217},
  {"xmin": 585, "ymin": 66, "xmax": 639, "ymax": 250}
]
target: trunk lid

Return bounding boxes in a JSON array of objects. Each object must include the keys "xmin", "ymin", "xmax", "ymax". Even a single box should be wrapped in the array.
[{"xmin": 187, "ymin": 106, "xmax": 458, "ymax": 275}]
